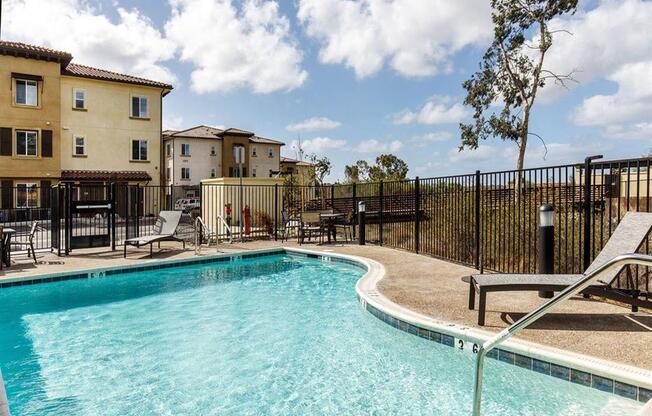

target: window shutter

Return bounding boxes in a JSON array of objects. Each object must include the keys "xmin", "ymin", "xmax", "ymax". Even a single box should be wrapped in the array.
[
  {"xmin": 1, "ymin": 180, "xmax": 13, "ymax": 209},
  {"xmin": 41, "ymin": 130, "xmax": 53, "ymax": 157},
  {"xmin": 40, "ymin": 180, "xmax": 51, "ymax": 208},
  {"xmin": 229, "ymin": 167, "xmax": 233, "ymax": 177},
  {"xmin": 0, "ymin": 128, "xmax": 12, "ymax": 156},
  {"xmin": 243, "ymin": 167, "xmax": 247, "ymax": 177}
]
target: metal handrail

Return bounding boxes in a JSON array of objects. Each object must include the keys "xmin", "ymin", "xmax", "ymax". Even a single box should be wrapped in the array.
[{"xmin": 472, "ymin": 253, "xmax": 652, "ymax": 416}]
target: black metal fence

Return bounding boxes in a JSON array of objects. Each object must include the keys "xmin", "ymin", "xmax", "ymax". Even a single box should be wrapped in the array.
[{"xmin": 1, "ymin": 155, "xmax": 651, "ymax": 298}]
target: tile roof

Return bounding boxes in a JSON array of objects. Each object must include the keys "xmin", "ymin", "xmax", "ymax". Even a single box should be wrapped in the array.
[
  {"xmin": 61, "ymin": 170, "xmax": 152, "ymax": 182},
  {"xmin": 251, "ymin": 135, "xmax": 284, "ymax": 146},
  {"xmin": 217, "ymin": 128, "xmax": 255, "ymax": 137},
  {"xmin": 281, "ymin": 156, "xmax": 313, "ymax": 166},
  {"xmin": 0, "ymin": 40, "xmax": 72, "ymax": 65},
  {"xmin": 63, "ymin": 63, "xmax": 173, "ymax": 90},
  {"xmin": 163, "ymin": 125, "xmax": 224, "ymax": 139}
]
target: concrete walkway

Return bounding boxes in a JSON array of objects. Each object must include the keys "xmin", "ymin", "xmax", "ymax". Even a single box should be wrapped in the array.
[{"xmin": 2, "ymin": 240, "xmax": 651, "ymax": 370}]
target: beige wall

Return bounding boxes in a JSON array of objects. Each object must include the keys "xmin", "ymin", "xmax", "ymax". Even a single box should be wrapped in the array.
[
  {"xmin": 281, "ymin": 161, "xmax": 315, "ymax": 185},
  {"xmin": 250, "ymin": 143, "xmax": 281, "ymax": 178},
  {"xmin": 0, "ymin": 55, "xmax": 61, "ymax": 182},
  {"xmin": 164, "ymin": 137, "xmax": 222, "ymax": 186},
  {"xmin": 60, "ymin": 76, "xmax": 163, "ymax": 185}
]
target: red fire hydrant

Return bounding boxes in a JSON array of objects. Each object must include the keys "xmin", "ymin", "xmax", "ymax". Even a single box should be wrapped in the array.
[{"xmin": 243, "ymin": 205, "xmax": 251, "ymax": 235}]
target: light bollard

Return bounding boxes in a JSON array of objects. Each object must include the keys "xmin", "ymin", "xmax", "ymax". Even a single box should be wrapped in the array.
[
  {"xmin": 358, "ymin": 201, "xmax": 366, "ymax": 246},
  {"xmin": 538, "ymin": 204, "xmax": 555, "ymax": 298}
]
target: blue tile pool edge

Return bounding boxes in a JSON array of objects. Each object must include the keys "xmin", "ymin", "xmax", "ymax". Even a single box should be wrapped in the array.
[
  {"xmin": 0, "ymin": 248, "xmax": 367, "ymax": 289},
  {"xmin": 359, "ymin": 298, "xmax": 650, "ymax": 404}
]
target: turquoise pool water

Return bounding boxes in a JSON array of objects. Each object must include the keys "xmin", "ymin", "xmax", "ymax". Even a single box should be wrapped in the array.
[{"xmin": 0, "ymin": 253, "xmax": 641, "ymax": 415}]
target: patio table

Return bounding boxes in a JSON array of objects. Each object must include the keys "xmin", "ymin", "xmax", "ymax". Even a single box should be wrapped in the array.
[
  {"xmin": 320, "ymin": 213, "xmax": 345, "ymax": 243},
  {"xmin": 0, "ymin": 228, "xmax": 16, "ymax": 269}
]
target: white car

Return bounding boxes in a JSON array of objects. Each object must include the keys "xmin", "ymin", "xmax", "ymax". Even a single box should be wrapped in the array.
[{"xmin": 175, "ymin": 198, "xmax": 200, "ymax": 212}]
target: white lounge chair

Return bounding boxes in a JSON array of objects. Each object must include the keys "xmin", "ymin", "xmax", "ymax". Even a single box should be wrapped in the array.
[{"xmin": 123, "ymin": 211, "xmax": 185, "ymax": 258}]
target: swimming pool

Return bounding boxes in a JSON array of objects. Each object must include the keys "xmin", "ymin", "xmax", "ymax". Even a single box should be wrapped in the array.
[{"xmin": 0, "ymin": 251, "xmax": 643, "ymax": 415}]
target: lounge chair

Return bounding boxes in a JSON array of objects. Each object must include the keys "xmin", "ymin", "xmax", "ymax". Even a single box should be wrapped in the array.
[
  {"xmin": 468, "ymin": 212, "xmax": 652, "ymax": 326},
  {"xmin": 10, "ymin": 221, "xmax": 40, "ymax": 263},
  {"xmin": 123, "ymin": 211, "xmax": 185, "ymax": 258}
]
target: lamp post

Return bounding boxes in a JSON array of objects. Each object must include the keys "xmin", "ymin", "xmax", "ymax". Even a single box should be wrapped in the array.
[
  {"xmin": 538, "ymin": 204, "xmax": 555, "ymax": 298},
  {"xmin": 358, "ymin": 200, "xmax": 366, "ymax": 246}
]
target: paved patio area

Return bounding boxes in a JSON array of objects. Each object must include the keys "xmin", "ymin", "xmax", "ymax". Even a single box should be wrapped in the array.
[{"xmin": 1, "ymin": 240, "xmax": 651, "ymax": 370}]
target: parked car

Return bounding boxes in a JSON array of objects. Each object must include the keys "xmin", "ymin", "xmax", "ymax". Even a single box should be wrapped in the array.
[{"xmin": 175, "ymin": 198, "xmax": 200, "ymax": 213}]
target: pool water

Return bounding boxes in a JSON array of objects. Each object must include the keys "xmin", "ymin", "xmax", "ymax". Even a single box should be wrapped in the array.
[{"xmin": 0, "ymin": 254, "xmax": 641, "ymax": 415}]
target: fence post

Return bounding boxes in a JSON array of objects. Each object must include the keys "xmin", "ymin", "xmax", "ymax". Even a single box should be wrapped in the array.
[
  {"xmin": 379, "ymin": 181, "xmax": 384, "ymax": 245},
  {"xmin": 583, "ymin": 155, "xmax": 603, "ymax": 271},
  {"xmin": 110, "ymin": 182, "xmax": 116, "ymax": 251},
  {"xmin": 352, "ymin": 182, "xmax": 357, "ymax": 239},
  {"xmin": 65, "ymin": 182, "xmax": 72, "ymax": 255},
  {"xmin": 135, "ymin": 183, "xmax": 141, "ymax": 238},
  {"xmin": 198, "ymin": 183, "xmax": 204, "ymax": 244},
  {"xmin": 474, "ymin": 170, "xmax": 481, "ymax": 271},
  {"xmin": 274, "ymin": 183, "xmax": 279, "ymax": 241},
  {"xmin": 415, "ymin": 177, "xmax": 420, "ymax": 254},
  {"xmin": 331, "ymin": 184, "xmax": 335, "ymax": 210}
]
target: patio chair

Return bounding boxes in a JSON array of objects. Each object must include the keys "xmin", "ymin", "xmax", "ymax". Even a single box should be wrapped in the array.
[
  {"xmin": 10, "ymin": 221, "xmax": 39, "ymax": 263},
  {"xmin": 124, "ymin": 211, "xmax": 185, "ymax": 258},
  {"xmin": 281, "ymin": 211, "xmax": 301, "ymax": 242},
  {"xmin": 332, "ymin": 211, "xmax": 355, "ymax": 243},
  {"xmin": 468, "ymin": 212, "xmax": 652, "ymax": 326},
  {"xmin": 298, "ymin": 212, "xmax": 325, "ymax": 244}
]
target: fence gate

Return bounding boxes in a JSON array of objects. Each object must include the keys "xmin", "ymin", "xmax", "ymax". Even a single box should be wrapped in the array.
[{"xmin": 52, "ymin": 184, "xmax": 116, "ymax": 254}]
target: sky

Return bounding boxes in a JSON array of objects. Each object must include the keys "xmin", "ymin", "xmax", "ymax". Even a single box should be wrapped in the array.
[{"xmin": 1, "ymin": 0, "xmax": 651, "ymax": 181}]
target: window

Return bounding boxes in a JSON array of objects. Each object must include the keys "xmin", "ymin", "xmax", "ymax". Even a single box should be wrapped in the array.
[
  {"xmin": 74, "ymin": 136, "xmax": 85, "ymax": 156},
  {"xmin": 181, "ymin": 167, "xmax": 190, "ymax": 180},
  {"xmin": 15, "ymin": 79, "xmax": 38, "ymax": 106},
  {"xmin": 166, "ymin": 143, "xmax": 172, "ymax": 157},
  {"xmin": 16, "ymin": 130, "xmax": 38, "ymax": 156},
  {"xmin": 131, "ymin": 96, "xmax": 148, "ymax": 118},
  {"xmin": 181, "ymin": 143, "xmax": 191, "ymax": 156},
  {"xmin": 252, "ymin": 146, "xmax": 257, "ymax": 157},
  {"xmin": 166, "ymin": 167, "xmax": 171, "ymax": 180},
  {"xmin": 268, "ymin": 147, "xmax": 273, "ymax": 158},
  {"xmin": 269, "ymin": 169, "xmax": 273, "ymax": 177},
  {"xmin": 131, "ymin": 139, "xmax": 148, "ymax": 161},
  {"xmin": 210, "ymin": 145, "xmax": 216, "ymax": 156},
  {"xmin": 73, "ymin": 89, "xmax": 85, "ymax": 109},
  {"xmin": 210, "ymin": 168, "xmax": 216, "ymax": 178},
  {"xmin": 252, "ymin": 168, "xmax": 257, "ymax": 177},
  {"xmin": 16, "ymin": 183, "xmax": 38, "ymax": 208}
]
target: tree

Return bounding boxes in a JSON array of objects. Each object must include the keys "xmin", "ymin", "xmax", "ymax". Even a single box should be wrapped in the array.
[
  {"xmin": 344, "ymin": 154, "xmax": 409, "ymax": 183},
  {"xmin": 460, "ymin": 0, "xmax": 578, "ymax": 195},
  {"xmin": 308, "ymin": 154, "xmax": 332, "ymax": 185}
]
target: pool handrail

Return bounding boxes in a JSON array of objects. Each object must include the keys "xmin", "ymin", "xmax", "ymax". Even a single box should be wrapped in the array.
[{"xmin": 472, "ymin": 253, "xmax": 652, "ymax": 416}]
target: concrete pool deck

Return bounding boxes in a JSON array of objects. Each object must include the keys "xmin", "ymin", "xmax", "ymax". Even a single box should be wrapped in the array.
[{"xmin": 1, "ymin": 241, "xmax": 651, "ymax": 372}]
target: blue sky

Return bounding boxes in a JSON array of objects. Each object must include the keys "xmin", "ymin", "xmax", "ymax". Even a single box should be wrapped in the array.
[{"xmin": 2, "ymin": 0, "xmax": 651, "ymax": 181}]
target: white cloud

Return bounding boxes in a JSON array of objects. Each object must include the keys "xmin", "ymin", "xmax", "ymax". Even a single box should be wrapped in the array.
[
  {"xmin": 603, "ymin": 123, "xmax": 652, "ymax": 140},
  {"xmin": 2, "ymin": 0, "xmax": 176, "ymax": 83},
  {"xmin": 286, "ymin": 117, "xmax": 342, "ymax": 132},
  {"xmin": 409, "ymin": 132, "xmax": 453, "ymax": 147},
  {"xmin": 164, "ymin": 114, "xmax": 184, "ymax": 131},
  {"xmin": 291, "ymin": 137, "xmax": 347, "ymax": 154},
  {"xmin": 448, "ymin": 145, "xmax": 496, "ymax": 163},
  {"xmin": 166, "ymin": 0, "xmax": 307, "ymax": 94},
  {"xmin": 394, "ymin": 96, "xmax": 470, "ymax": 125},
  {"xmin": 353, "ymin": 139, "xmax": 403, "ymax": 153},
  {"xmin": 297, "ymin": 0, "xmax": 491, "ymax": 78},
  {"xmin": 572, "ymin": 61, "xmax": 652, "ymax": 128}
]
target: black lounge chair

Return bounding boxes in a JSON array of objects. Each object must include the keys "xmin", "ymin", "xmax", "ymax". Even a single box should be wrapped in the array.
[
  {"xmin": 468, "ymin": 212, "xmax": 652, "ymax": 326},
  {"xmin": 124, "ymin": 211, "xmax": 185, "ymax": 258}
]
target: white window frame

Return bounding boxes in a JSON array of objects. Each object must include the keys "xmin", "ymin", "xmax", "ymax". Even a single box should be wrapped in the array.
[
  {"xmin": 131, "ymin": 139, "xmax": 148, "ymax": 161},
  {"xmin": 15, "ymin": 130, "xmax": 38, "ymax": 157},
  {"xmin": 210, "ymin": 168, "xmax": 216, "ymax": 178},
  {"xmin": 252, "ymin": 146, "xmax": 257, "ymax": 157},
  {"xmin": 181, "ymin": 167, "xmax": 191, "ymax": 180},
  {"xmin": 181, "ymin": 143, "xmax": 191, "ymax": 156},
  {"xmin": 14, "ymin": 79, "xmax": 38, "ymax": 106},
  {"xmin": 131, "ymin": 95, "xmax": 149, "ymax": 118},
  {"xmin": 252, "ymin": 168, "xmax": 257, "ymax": 177},
  {"xmin": 73, "ymin": 135, "xmax": 86, "ymax": 156},
  {"xmin": 15, "ymin": 183, "xmax": 39, "ymax": 208},
  {"xmin": 73, "ymin": 88, "xmax": 86, "ymax": 109},
  {"xmin": 210, "ymin": 145, "xmax": 216, "ymax": 156},
  {"xmin": 268, "ymin": 147, "xmax": 273, "ymax": 158},
  {"xmin": 166, "ymin": 142, "xmax": 172, "ymax": 157}
]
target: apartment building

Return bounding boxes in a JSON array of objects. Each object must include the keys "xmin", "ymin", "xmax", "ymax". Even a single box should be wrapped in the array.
[
  {"xmin": 162, "ymin": 125, "xmax": 284, "ymax": 193},
  {"xmin": 280, "ymin": 156, "xmax": 317, "ymax": 185},
  {"xmin": 0, "ymin": 41, "xmax": 172, "ymax": 209}
]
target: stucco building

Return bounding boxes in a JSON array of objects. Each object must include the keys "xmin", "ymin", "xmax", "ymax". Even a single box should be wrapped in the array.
[
  {"xmin": 162, "ymin": 125, "xmax": 284, "ymax": 195},
  {"xmin": 0, "ymin": 41, "xmax": 172, "ymax": 209}
]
